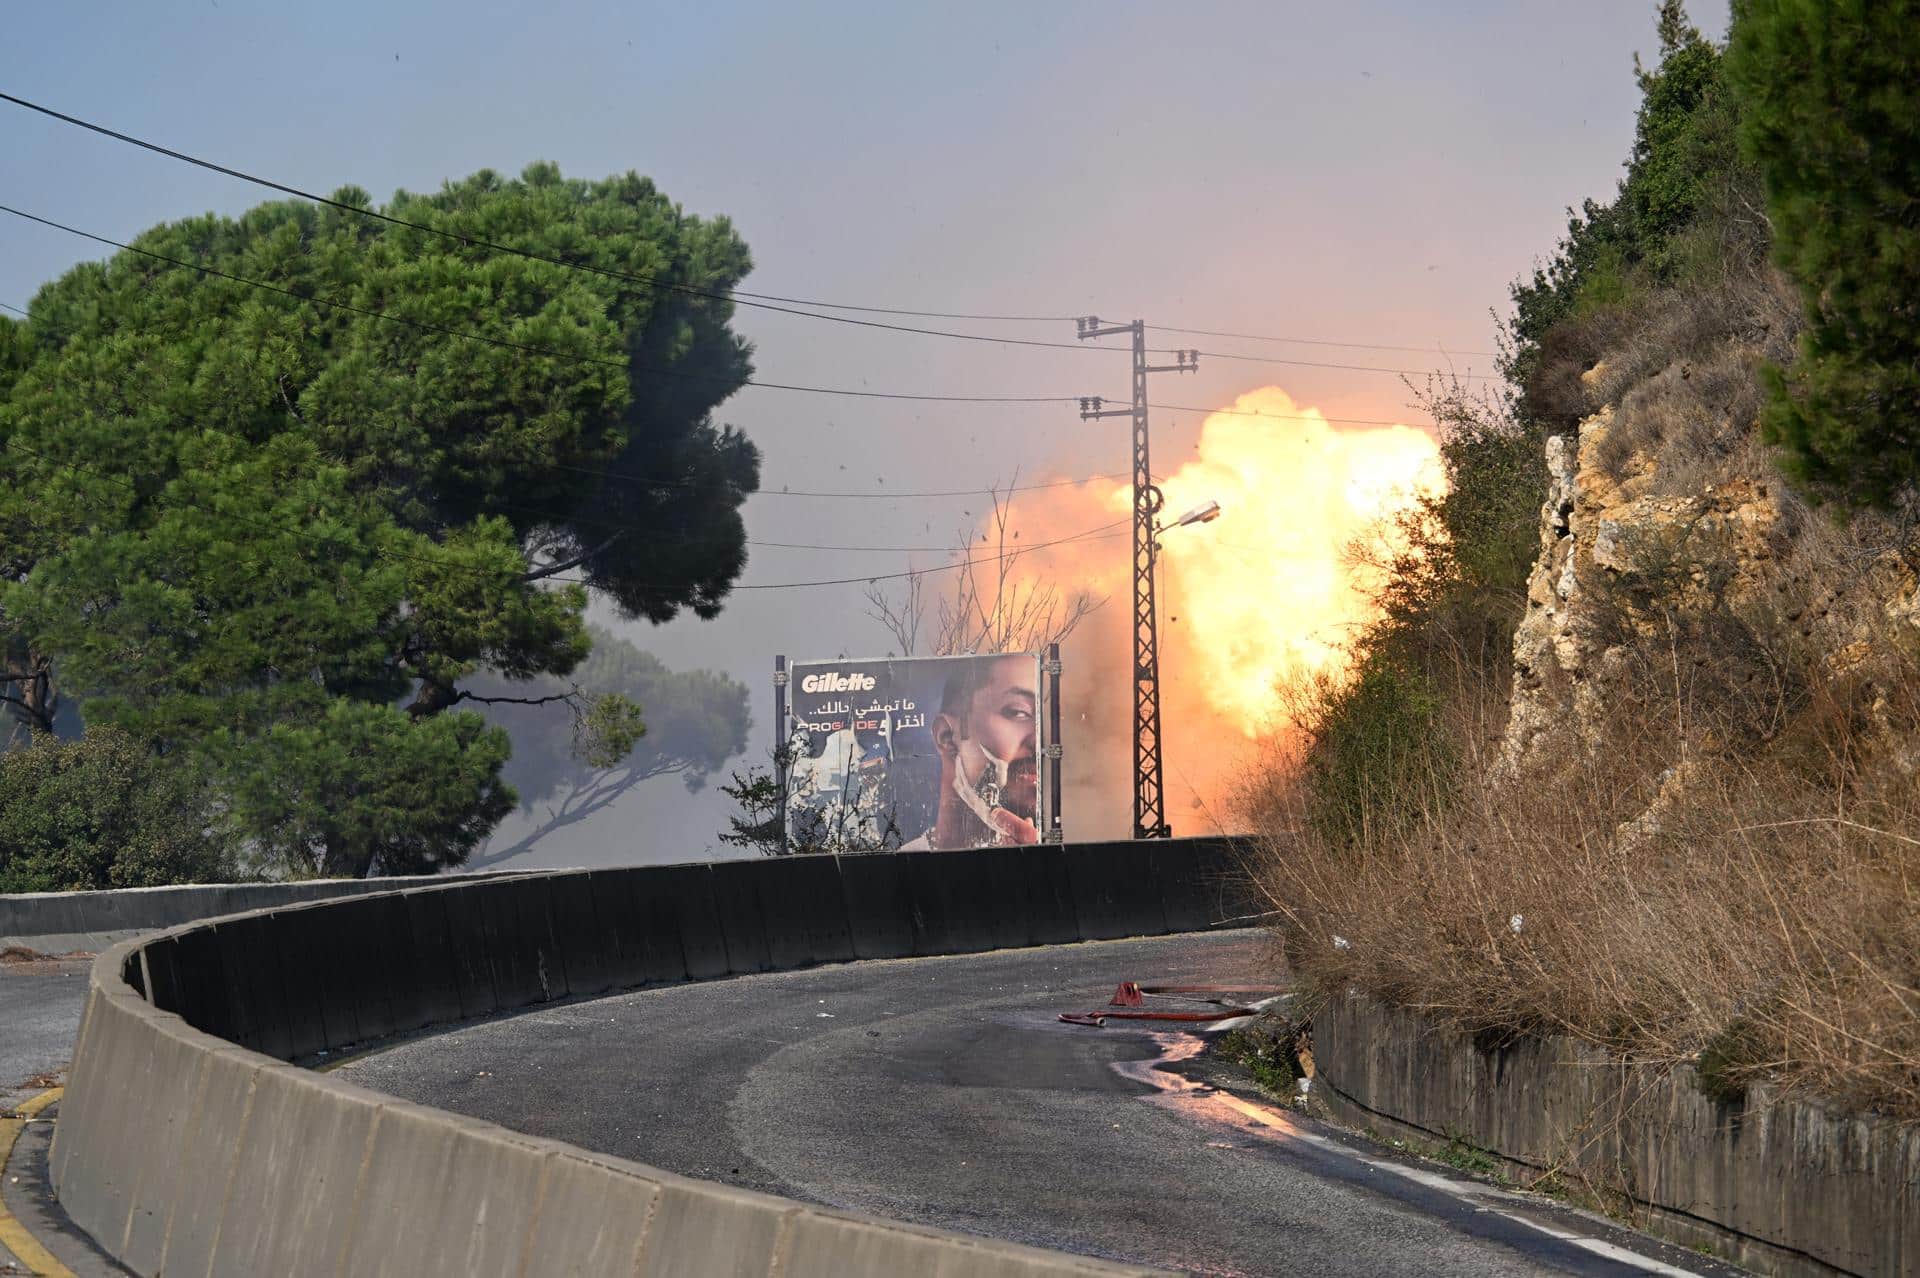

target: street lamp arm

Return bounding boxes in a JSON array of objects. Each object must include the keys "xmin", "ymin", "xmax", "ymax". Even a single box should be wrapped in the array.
[{"xmin": 1154, "ymin": 499, "xmax": 1223, "ymax": 536}]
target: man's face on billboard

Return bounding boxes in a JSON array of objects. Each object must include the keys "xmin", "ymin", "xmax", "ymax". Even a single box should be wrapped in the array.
[{"xmin": 956, "ymin": 656, "xmax": 1039, "ymax": 820}]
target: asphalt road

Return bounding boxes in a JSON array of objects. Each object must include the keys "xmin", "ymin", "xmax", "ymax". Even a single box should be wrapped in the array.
[
  {"xmin": 0, "ymin": 953, "xmax": 89, "ymax": 1114},
  {"xmin": 1, "ymin": 952, "xmax": 134, "ymax": 1277},
  {"xmin": 336, "ymin": 932, "xmax": 1738, "ymax": 1278}
]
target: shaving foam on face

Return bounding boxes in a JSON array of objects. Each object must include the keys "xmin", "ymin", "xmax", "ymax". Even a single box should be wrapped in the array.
[{"xmin": 951, "ymin": 738, "xmax": 1012, "ymax": 832}]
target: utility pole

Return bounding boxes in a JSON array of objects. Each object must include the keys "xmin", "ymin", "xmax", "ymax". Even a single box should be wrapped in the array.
[{"xmin": 1077, "ymin": 319, "xmax": 1197, "ymax": 839}]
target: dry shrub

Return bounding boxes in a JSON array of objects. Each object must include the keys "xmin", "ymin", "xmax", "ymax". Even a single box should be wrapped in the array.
[
  {"xmin": 1585, "ymin": 260, "xmax": 1799, "ymax": 408},
  {"xmin": 1522, "ymin": 309, "xmax": 1627, "ymax": 434},
  {"xmin": 1596, "ymin": 345, "xmax": 1771, "ymax": 495},
  {"xmin": 1588, "ymin": 264, "xmax": 1799, "ymax": 486},
  {"xmin": 1523, "ymin": 259, "xmax": 1800, "ymax": 488},
  {"xmin": 1240, "ymin": 524, "xmax": 1920, "ymax": 1120}
]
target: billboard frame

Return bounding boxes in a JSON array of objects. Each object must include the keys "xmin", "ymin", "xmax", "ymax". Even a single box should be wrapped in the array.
[{"xmin": 773, "ymin": 650, "xmax": 1062, "ymax": 853}]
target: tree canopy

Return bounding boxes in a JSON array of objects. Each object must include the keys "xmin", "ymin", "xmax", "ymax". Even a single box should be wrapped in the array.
[
  {"xmin": 0, "ymin": 163, "xmax": 761, "ymax": 876},
  {"xmin": 1728, "ymin": 0, "xmax": 1920, "ymax": 507},
  {"xmin": 0, "ymin": 728, "xmax": 238, "ymax": 892},
  {"xmin": 468, "ymin": 625, "xmax": 751, "ymax": 865},
  {"xmin": 1505, "ymin": 2, "xmax": 1759, "ymax": 409}
]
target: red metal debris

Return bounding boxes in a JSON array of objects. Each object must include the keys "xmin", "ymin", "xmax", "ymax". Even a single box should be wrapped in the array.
[
  {"xmin": 1058, "ymin": 978, "xmax": 1286, "ymax": 1028},
  {"xmin": 1058, "ymin": 1008, "xmax": 1256, "ymax": 1027},
  {"xmin": 1125, "ymin": 984, "xmax": 1289, "ymax": 999}
]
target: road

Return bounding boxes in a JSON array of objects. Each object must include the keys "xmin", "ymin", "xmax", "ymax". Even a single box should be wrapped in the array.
[
  {"xmin": 336, "ymin": 932, "xmax": 1737, "ymax": 1278},
  {"xmin": 1, "ymin": 952, "xmax": 133, "ymax": 1277},
  {"xmin": 0, "ymin": 952, "xmax": 88, "ymax": 1115}
]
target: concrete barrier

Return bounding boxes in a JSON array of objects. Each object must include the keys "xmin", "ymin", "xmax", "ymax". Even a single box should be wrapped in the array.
[
  {"xmin": 0, "ymin": 869, "xmax": 538, "ymax": 955},
  {"xmin": 52, "ymin": 838, "xmax": 1252, "ymax": 1277},
  {"xmin": 1313, "ymin": 996, "xmax": 1920, "ymax": 1278},
  {"xmin": 1065, "ymin": 840, "xmax": 1168, "ymax": 940},
  {"xmin": 836, "ymin": 851, "xmax": 917, "ymax": 959}
]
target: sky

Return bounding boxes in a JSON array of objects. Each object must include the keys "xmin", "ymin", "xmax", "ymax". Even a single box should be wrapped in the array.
[{"xmin": 2, "ymin": 0, "xmax": 1731, "ymax": 866}]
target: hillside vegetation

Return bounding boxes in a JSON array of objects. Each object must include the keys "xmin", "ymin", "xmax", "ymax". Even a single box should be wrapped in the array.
[{"xmin": 1242, "ymin": 2, "xmax": 1920, "ymax": 1119}]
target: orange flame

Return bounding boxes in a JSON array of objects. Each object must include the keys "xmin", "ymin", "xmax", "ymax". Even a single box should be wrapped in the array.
[
  {"xmin": 1154, "ymin": 386, "xmax": 1444, "ymax": 736},
  {"xmin": 991, "ymin": 385, "xmax": 1443, "ymax": 837}
]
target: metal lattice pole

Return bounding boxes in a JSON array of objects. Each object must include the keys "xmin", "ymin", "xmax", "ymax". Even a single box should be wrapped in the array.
[{"xmin": 1077, "ymin": 319, "xmax": 1196, "ymax": 839}]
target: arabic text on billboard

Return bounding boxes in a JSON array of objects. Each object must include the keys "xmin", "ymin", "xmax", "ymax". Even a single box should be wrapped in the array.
[{"xmin": 785, "ymin": 653, "xmax": 1043, "ymax": 851}]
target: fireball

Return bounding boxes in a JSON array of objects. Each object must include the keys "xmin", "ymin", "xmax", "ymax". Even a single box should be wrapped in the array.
[{"xmin": 970, "ymin": 384, "xmax": 1444, "ymax": 834}]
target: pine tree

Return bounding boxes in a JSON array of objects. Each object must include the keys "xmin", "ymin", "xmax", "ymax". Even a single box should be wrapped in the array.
[{"xmin": 1729, "ymin": 0, "xmax": 1920, "ymax": 507}]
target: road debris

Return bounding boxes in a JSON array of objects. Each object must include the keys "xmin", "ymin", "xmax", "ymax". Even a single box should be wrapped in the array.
[{"xmin": 1058, "ymin": 980, "xmax": 1288, "ymax": 1028}]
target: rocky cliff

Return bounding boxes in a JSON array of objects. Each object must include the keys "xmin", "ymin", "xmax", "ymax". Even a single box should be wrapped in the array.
[{"xmin": 1497, "ymin": 351, "xmax": 1920, "ymax": 806}]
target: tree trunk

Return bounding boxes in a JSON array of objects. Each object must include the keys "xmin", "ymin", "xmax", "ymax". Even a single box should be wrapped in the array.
[{"xmin": 3, "ymin": 649, "xmax": 58, "ymax": 739}]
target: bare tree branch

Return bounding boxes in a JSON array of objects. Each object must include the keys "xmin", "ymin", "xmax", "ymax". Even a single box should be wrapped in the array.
[
  {"xmin": 863, "ymin": 570, "xmax": 925, "ymax": 656},
  {"xmin": 866, "ymin": 471, "xmax": 1106, "ymax": 657},
  {"xmin": 523, "ymin": 530, "xmax": 623, "ymax": 582},
  {"xmin": 456, "ymin": 689, "xmax": 577, "ymax": 708}
]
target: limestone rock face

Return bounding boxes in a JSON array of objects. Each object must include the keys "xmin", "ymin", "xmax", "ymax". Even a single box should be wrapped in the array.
[{"xmin": 1496, "ymin": 406, "xmax": 1789, "ymax": 777}]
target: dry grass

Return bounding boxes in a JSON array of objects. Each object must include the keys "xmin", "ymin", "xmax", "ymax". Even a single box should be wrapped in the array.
[
  {"xmin": 1237, "ymin": 520, "xmax": 1920, "ymax": 1120},
  {"xmin": 1525, "ymin": 259, "xmax": 1801, "ymax": 487},
  {"xmin": 1244, "ymin": 243, "xmax": 1920, "ymax": 1120}
]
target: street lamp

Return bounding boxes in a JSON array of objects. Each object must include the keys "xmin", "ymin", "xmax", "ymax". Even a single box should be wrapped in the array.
[
  {"xmin": 1170, "ymin": 499, "xmax": 1221, "ymax": 529},
  {"xmin": 1153, "ymin": 498, "xmax": 1222, "ymax": 548},
  {"xmin": 1128, "ymin": 493, "xmax": 1221, "ymax": 838}
]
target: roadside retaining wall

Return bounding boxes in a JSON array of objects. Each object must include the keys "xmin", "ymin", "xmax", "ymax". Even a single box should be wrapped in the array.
[
  {"xmin": 0, "ymin": 870, "xmax": 534, "ymax": 955},
  {"xmin": 54, "ymin": 836, "xmax": 1251, "ymax": 1277},
  {"xmin": 1312, "ymin": 996, "xmax": 1920, "ymax": 1278}
]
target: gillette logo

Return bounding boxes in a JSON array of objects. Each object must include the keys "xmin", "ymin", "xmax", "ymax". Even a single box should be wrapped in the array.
[{"xmin": 800, "ymin": 672, "xmax": 877, "ymax": 694}]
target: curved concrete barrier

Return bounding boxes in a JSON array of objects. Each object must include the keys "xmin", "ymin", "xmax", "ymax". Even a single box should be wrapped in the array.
[
  {"xmin": 1313, "ymin": 997, "xmax": 1920, "ymax": 1278},
  {"xmin": 53, "ymin": 838, "xmax": 1250, "ymax": 1276},
  {"xmin": 0, "ymin": 869, "xmax": 537, "ymax": 955}
]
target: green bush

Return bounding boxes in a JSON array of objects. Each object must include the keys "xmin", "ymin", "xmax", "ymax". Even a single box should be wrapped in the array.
[
  {"xmin": 1729, "ymin": 0, "xmax": 1920, "ymax": 508},
  {"xmin": 1508, "ymin": 3, "xmax": 1761, "ymax": 411},
  {"xmin": 0, "ymin": 730, "xmax": 238, "ymax": 892},
  {"xmin": 1300, "ymin": 657, "xmax": 1449, "ymax": 848}
]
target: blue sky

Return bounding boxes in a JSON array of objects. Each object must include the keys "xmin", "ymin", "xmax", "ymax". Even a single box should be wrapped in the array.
[{"xmin": 2, "ymin": 1, "xmax": 1731, "ymax": 861}]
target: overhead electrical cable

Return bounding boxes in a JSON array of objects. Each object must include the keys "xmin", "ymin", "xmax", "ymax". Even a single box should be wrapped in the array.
[
  {"xmin": 488, "ymin": 495, "xmax": 1132, "ymax": 554},
  {"xmin": 523, "ymin": 457, "xmax": 1140, "ymax": 499},
  {"xmin": 1147, "ymin": 401, "xmax": 1428, "ymax": 428},
  {"xmin": 7, "ymin": 291, "xmax": 1152, "ymax": 498},
  {"xmin": 3, "ymin": 320, "xmax": 1140, "ymax": 498},
  {"xmin": 0, "ymin": 92, "xmax": 1139, "ymax": 358},
  {"xmin": 6, "ymin": 438, "xmax": 1133, "ymax": 593},
  {"xmin": 1180, "ymin": 348, "xmax": 1497, "ymax": 380},
  {"xmin": 0, "ymin": 92, "xmax": 1492, "ymax": 372},
  {"xmin": 722, "ymin": 521, "xmax": 1129, "ymax": 588},
  {"xmin": 0, "ymin": 204, "xmax": 1102, "ymax": 407},
  {"xmin": 1149, "ymin": 323, "xmax": 1499, "ymax": 358}
]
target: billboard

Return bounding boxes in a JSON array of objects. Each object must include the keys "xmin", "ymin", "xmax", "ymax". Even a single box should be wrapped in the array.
[{"xmin": 782, "ymin": 653, "xmax": 1049, "ymax": 851}]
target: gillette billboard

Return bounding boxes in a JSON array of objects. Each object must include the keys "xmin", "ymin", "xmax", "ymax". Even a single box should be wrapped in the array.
[{"xmin": 782, "ymin": 653, "xmax": 1049, "ymax": 851}]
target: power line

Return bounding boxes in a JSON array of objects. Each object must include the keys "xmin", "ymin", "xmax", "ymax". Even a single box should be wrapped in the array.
[
  {"xmin": 1149, "ymin": 323, "xmax": 1499, "ymax": 358},
  {"xmin": 0, "ymin": 204, "xmax": 1100, "ymax": 407},
  {"xmin": 10, "ymin": 286, "xmax": 1159, "ymax": 499},
  {"xmin": 0, "ymin": 300, "xmax": 27, "ymax": 318},
  {"xmin": 1148, "ymin": 401, "xmax": 1430, "ymax": 427},
  {"xmin": 0, "ymin": 92, "xmax": 1142, "ymax": 358},
  {"xmin": 6, "ymin": 437, "xmax": 1133, "ymax": 594},
  {"xmin": 5, "ymin": 210, "xmax": 1459, "ymax": 488},
  {"xmin": 490, "ymin": 495, "xmax": 1131, "ymax": 554},
  {"xmin": 529, "ymin": 456, "xmax": 1138, "ymax": 500},
  {"xmin": 1181, "ymin": 348, "xmax": 1498, "ymax": 380},
  {"xmin": 4, "ymin": 254, "xmax": 1447, "ymax": 487},
  {"xmin": 746, "ymin": 472, "xmax": 1131, "ymax": 499},
  {"xmin": 725, "ymin": 521, "xmax": 1128, "ymax": 589},
  {"xmin": 4, "ymin": 321, "xmax": 1138, "ymax": 498},
  {"xmin": 0, "ymin": 93, "xmax": 1495, "ymax": 375}
]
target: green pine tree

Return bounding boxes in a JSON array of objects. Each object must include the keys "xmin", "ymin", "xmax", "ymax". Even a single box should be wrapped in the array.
[
  {"xmin": 1729, "ymin": 0, "xmax": 1920, "ymax": 507},
  {"xmin": 0, "ymin": 164, "xmax": 761, "ymax": 876}
]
